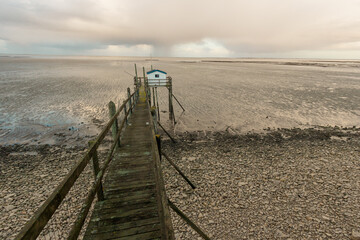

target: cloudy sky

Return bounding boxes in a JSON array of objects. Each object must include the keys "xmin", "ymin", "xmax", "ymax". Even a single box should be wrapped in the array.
[{"xmin": 1, "ymin": 0, "xmax": 360, "ymax": 58}]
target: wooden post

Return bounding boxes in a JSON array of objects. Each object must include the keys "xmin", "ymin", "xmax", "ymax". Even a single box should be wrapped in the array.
[
  {"xmin": 134, "ymin": 64, "xmax": 138, "ymax": 86},
  {"xmin": 88, "ymin": 141, "xmax": 104, "ymax": 201},
  {"xmin": 151, "ymin": 107, "xmax": 158, "ymax": 134},
  {"xmin": 155, "ymin": 87, "xmax": 160, "ymax": 121},
  {"xmin": 152, "ymin": 87, "xmax": 155, "ymax": 107},
  {"xmin": 168, "ymin": 78, "xmax": 174, "ymax": 122},
  {"xmin": 124, "ymin": 101, "xmax": 128, "ymax": 125},
  {"xmin": 143, "ymin": 67, "xmax": 146, "ymax": 84},
  {"xmin": 108, "ymin": 101, "xmax": 120, "ymax": 148},
  {"xmin": 156, "ymin": 134, "xmax": 161, "ymax": 161},
  {"xmin": 134, "ymin": 87, "xmax": 139, "ymax": 103},
  {"xmin": 127, "ymin": 87, "xmax": 132, "ymax": 114},
  {"xmin": 144, "ymin": 67, "xmax": 151, "ymax": 103}
]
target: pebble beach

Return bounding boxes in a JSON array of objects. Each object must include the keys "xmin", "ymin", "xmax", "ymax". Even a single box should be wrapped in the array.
[{"xmin": 1, "ymin": 127, "xmax": 360, "ymax": 239}]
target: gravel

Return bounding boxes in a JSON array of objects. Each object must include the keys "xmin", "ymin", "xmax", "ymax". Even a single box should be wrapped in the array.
[
  {"xmin": 1, "ymin": 126, "xmax": 359, "ymax": 239},
  {"xmin": 162, "ymin": 127, "xmax": 360, "ymax": 239},
  {"xmin": 0, "ymin": 143, "xmax": 110, "ymax": 240}
]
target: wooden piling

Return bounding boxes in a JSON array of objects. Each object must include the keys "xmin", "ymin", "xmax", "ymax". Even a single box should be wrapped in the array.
[
  {"xmin": 88, "ymin": 141, "xmax": 104, "ymax": 201},
  {"xmin": 155, "ymin": 87, "xmax": 160, "ymax": 121},
  {"xmin": 134, "ymin": 64, "xmax": 138, "ymax": 86},
  {"xmin": 124, "ymin": 100, "xmax": 128, "ymax": 125},
  {"xmin": 127, "ymin": 87, "xmax": 132, "ymax": 114},
  {"xmin": 108, "ymin": 101, "xmax": 120, "ymax": 148},
  {"xmin": 144, "ymin": 67, "xmax": 151, "ymax": 103},
  {"xmin": 152, "ymin": 87, "xmax": 155, "ymax": 107},
  {"xmin": 151, "ymin": 107, "xmax": 158, "ymax": 134},
  {"xmin": 168, "ymin": 80, "xmax": 174, "ymax": 122}
]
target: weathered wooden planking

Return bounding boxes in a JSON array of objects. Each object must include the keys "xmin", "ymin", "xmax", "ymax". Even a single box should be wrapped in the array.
[
  {"xmin": 84, "ymin": 86, "xmax": 173, "ymax": 239},
  {"xmin": 87, "ymin": 217, "xmax": 159, "ymax": 235},
  {"xmin": 85, "ymin": 223, "xmax": 161, "ymax": 239}
]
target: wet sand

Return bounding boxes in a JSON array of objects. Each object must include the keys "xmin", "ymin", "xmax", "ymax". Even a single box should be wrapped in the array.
[{"xmin": 1, "ymin": 56, "xmax": 359, "ymax": 145}]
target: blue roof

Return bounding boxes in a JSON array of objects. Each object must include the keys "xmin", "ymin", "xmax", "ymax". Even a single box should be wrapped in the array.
[{"xmin": 146, "ymin": 69, "xmax": 167, "ymax": 75}]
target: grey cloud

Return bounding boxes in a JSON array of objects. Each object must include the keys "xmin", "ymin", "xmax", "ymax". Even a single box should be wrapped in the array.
[{"xmin": 1, "ymin": 0, "xmax": 360, "ymax": 57}]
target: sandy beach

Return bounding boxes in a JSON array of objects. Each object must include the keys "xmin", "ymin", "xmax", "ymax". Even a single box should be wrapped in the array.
[{"xmin": 1, "ymin": 56, "xmax": 360, "ymax": 239}]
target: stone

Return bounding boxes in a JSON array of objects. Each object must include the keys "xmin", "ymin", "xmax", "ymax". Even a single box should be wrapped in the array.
[
  {"xmin": 4, "ymin": 205, "xmax": 15, "ymax": 211},
  {"xmin": 351, "ymin": 230, "xmax": 360, "ymax": 240}
]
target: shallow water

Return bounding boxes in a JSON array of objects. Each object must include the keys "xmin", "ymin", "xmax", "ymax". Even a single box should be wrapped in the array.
[{"xmin": 1, "ymin": 56, "xmax": 359, "ymax": 145}]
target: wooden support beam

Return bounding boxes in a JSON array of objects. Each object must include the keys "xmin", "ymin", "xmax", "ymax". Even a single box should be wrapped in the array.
[
  {"xmin": 157, "ymin": 121, "xmax": 176, "ymax": 143},
  {"xmin": 172, "ymin": 94, "xmax": 185, "ymax": 112},
  {"xmin": 162, "ymin": 152, "xmax": 196, "ymax": 189},
  {"xmin": 168, "ymin": 199, "xmax": 210, "ymax": 240}
]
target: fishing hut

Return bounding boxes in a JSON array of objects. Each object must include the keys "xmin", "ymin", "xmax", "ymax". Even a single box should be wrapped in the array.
[
  {"xmin": 132, "ymin": 64, "xmax": 185, "ymax": 127},
  {"xmin": 146, "ymin": 69, "xmax": 173, "ymax": 122}
]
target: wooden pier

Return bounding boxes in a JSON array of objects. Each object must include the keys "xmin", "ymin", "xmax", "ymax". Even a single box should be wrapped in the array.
[
  {"xmin": 83, "ymin": 86, "xmax": 173, "ymax": 239},
  {"xmin": 15, "ymin": 70, "xmax": 209, "ymax": 240}
]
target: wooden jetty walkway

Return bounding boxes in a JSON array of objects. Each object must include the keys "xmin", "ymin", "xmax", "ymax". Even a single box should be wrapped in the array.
[
  {"xmin": 15, "ymin": 71, "xmax": 209, "ymax": 240},
  {"xmin": 83, "ymin": 86, "xmax": 173, "ymax": 239}
]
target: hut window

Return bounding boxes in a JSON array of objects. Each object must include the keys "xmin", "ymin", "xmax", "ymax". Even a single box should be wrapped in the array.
[{"xmin": 155, "ymin": 74, "xmax": 159, "ymax": 78}]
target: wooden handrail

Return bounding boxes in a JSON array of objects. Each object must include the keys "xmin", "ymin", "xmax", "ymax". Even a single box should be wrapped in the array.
[
  {"xmin": 67, "ymin": 98, "xmax": 137, "ymax": 240},
  {"xmin": 15, "ymin": 86, "xmax": 139, "ymax": 240},
  {"xmin": 145, "ymin": 85, "xmax": 175, "ymax": 239}
]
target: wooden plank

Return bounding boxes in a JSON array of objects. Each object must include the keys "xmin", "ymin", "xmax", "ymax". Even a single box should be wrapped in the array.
[
  {"xmin": 105, "ymin": 172, "xmax": 154, "ymax": 183},
  {"xmin": 104, "ymin": 183, "xmax": 155, "ymax": 193},
  {"xmin": 116, "ymin": 230, "xmax": 161, "ymax": 240},
  {"xmin": 95, "ymin": 197, "xmax": 156, "ymax": 210},
  {"xmin": 84, "ymin": 86, "xmax": 173, "ymax": 240},
  {"xmin": 85, "ymin": 224, "xmax": 161, "ymax": 239},
  {"xmin": 104, "ymin": 179, "xmax": 155, "ymax": 189},
  {"xmin": 104, "ymin": 188, "xmax": 155, "ymax": 199},
  {"xmin": 89, "ymin": 207, "xmax": 158, "ymax": 226},
  {"xmin": 92, "ymin": 202, "xmax": 157, "ymax": 217},
  {"xmin": 86, "ymin": 218, "xmax": 160, "ymax": 236},
  {"xmin": 109, "ymin": 166, "xmax": 152, "ymax": 175}
]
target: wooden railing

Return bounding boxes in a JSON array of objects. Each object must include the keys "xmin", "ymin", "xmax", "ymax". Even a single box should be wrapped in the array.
[
  {"xmin": 144, "ymin": 83, "xmax": 175, "ymax": 239},
  {"xmin": 15, "ymin": 86, "xmax": 139, "ymax": 240}
]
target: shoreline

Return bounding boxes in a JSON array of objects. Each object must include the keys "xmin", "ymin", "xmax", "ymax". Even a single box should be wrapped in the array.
[{"xmin": 1, "ymin": 126, "xmax": 359, "ymax": 239}]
